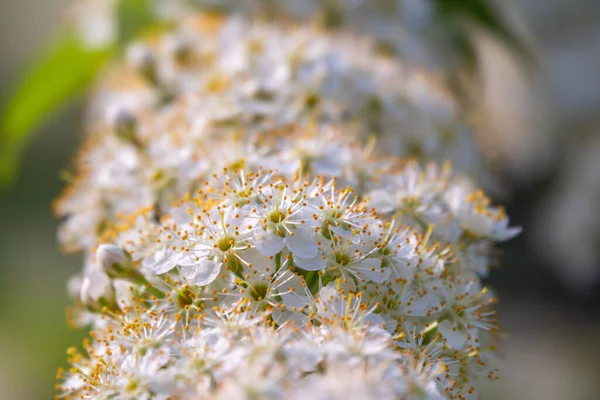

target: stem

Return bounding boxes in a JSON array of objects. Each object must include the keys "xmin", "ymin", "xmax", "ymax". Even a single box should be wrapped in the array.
[
  {"xmin": 305, "ymin": 271, "xmax": 318, "ymax": 293},
  {"xmin": 275, "ymin": 252, "xmax": 281, "ymax": 272},
  {"xmin": 134, "ymin": 272, "xmax": 166, "ymax": 299},
  {"xmin": 423, "ymin": 224, "xmax": 435, "ymax": 245},
  {"xmin": 422, "ymin": 321, "xmax": 439, "ymax": 345}
]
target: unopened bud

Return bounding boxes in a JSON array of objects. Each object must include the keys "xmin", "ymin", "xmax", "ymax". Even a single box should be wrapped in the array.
[
  {"xmin": 80, "ymin": 270, "xmax": 116, "ymax": 311},
  {"xmin": 105, "ymin": 105, "xmax": 138, "ymax": 144},
  {"xmin": 96, "ymin": 244, "xmax": 133, "ymax": 278},
  {"xmin": 126, "ymin": 42, "xmax": 157, "ymax": 84},
  {"xmin": 164, "ymin": 35, "xmax": 194, "ymax": 66},
  {"xmin": 113, "ymin": 279, "xmax": 136, "ymax": 310}
]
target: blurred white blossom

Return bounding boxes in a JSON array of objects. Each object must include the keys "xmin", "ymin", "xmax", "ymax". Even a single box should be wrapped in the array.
[{"xmin": 55, "ymin": 6, "xmax": 518, "ymax": 400}]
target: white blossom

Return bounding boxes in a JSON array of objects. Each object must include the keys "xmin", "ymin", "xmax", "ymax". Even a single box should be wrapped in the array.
[{"xmin": 54, "ymin": 6, "xmax": 517, "ymax": 400}]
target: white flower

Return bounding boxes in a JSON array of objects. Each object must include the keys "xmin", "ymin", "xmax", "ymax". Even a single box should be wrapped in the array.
[
  {"xmin": 368, "ymin": 162, "xmax": 447, "ymax": 226},
  {"xmin": 448, "ymin": 188, "xmax": 522, "ymax": 241},
  {"xmin": 246, "ymin": 180, "xmax": 320, "ymax": 258},
  {"xmin": 80, "ymin": 269, "xmax": 115, "ymax": 310},
  {"xmin": 436, "ymin": 277, "xmax": 497, "ymax": 351},
  {"xmin": 315, "ymin": 285, "xmax": 385, "ymax": 329},
  {"xmin": 175, "ymin": 205, "xmax": 252, "ymax": 286}
]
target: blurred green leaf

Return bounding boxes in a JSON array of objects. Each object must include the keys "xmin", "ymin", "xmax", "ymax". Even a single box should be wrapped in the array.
[
  {"xmin": 436, "ymin": 0, "xmax": 530, "ymax": 62},
  {"xmin": 0, "ymin": 32, "xmax": 112, "ymax": 187},
  {"xmin": 116, "ymin": 0, "xmax": 156, "ymax": 46},
  {"xmin": 0, "ymin": 0, "xmax": 159, "ymax": 187}
]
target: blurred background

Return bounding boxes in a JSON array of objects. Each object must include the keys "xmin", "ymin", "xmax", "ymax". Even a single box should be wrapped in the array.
[{"xmin": 1, "ymin": 0, "xmax": 599, "ymax": 398}]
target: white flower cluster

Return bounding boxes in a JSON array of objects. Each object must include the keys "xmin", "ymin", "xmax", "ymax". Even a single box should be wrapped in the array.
[
  {"xmin": 56, "ymin": 8, "xmax": 519, "ymax": 400},
  {"xmin": 70, "ymin": 0, "xmax": 443, "ymax": 65},
  {"xmin": 61, "ymin": 299, "xmax": 445, "ymax": 399},
  {"xmin": 200, "ymin": 0, "xmax": 439, "ymax": 58},
  {"xmin": 55, "ymin": 13, "xmax": 481, "ymax": 252}
]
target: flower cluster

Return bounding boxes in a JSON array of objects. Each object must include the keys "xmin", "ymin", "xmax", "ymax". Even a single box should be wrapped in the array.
[
  {"xmin": 55, "ymin": 13, "xmax": 481, "ymax": 252},
  {"xmin": 60, "ymin": 301, "xmax": 445, "ymax": 399},
  {"xmin": 60, "ymin": 170, "xmax": 518, "ymax": 399},
  {"xmin": 56, "ymin": 7, "xmax": 519, "ymax": 400},
  {"xmin": 71, "ymin": 0, "xmax": 447, "ymax": 66}
]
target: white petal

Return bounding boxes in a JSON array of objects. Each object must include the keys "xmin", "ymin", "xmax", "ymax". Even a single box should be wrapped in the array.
[
  {"xmin": 493, "ymin": 224, "xmax": 522, "ymax": 241},
  {"xmin": 113, "ymin": 279, "xmax": 135, "ymax": 309},
  {"xmin": 294, "ymin": 253, "xmax": 327, "ymax": 271},
  {"xmin": 403, "ymin": 293, "xmax": 430, "ymax": 316},
  {"xmin": 284, "ymin": 228, "xmax": 318, "ymax": 258},
  {"xmin": 278, "ymin": 272, "xmax": 309, "ymax": 309},
  {"xmin": 368, "ymin": 189, "xmax": 397, "ymax": 214},
  {"xmin": 179, "ymin": 264, "xmax": 197, "ymax": 281},
  {"xmin": 193, "ymin": 259, "xmax": 222, "ymax": 286},
  {"xmin": 142, "ymin": 249, "xmax": 180, "ymax": 274},
  {"xmin": 439, "ymin": 320, "xmax": 467, "ymax": 350},
  {"xmin": 293, "ymin": 208, "xmax": 320, "ymax": 227},
  {"xmin": 272, "ymin": 307, "xmax": 309, "ymax": 329},
  {"xmin": 284, "ymin": 342, "xmax": 322, "ymax": 372},
  {"xmin": 459, "ymin": 206, "xmax": 492, "ymax": 236},
  {"xmin": 312, "ymin": 157, "xmax": 342, "ymax": 176},
  {"xmin": 253, "ymin": 227, "xmax": 285, "ymax": 256},
  {"xmin": 330, "ymin": 224, "xmax": 353, "ymax": 240},
  {"xmin": 467, "ymin": 326, "xmax": 479, "ymax": 346},
  {"xmin": 80, "ymin": 270, "xmax": 112, "ymax": 303},
  {"xmin": 362, "ymin": 326, "xmax": 392, "ymax": 355},
  {"xmin": 171, "ymin": 206, "xmax": 192, "ymax": 225},
  {"xmin": 358, "ymin": 258, "xmax": 390, "ymax": 283},
  {"xmin": 149, "ymin": 370, "xmax": 178, "ymax": 395},
  {"xmin": 280, "ymin": 291, "xmax": 308, "ymax": 309},
  {"xmin": 178, "ymin": 249, "xmax": 211, "ymax": 267},
  {"xmin": 237, "ymin": 248, "xmax": 269, "ymax": 275},
  {"xmin": 319, "ymin": 285, "xmax": 338, "ymax": 301},
  {"xmin": 365, "ymin": 313, "xmax": 386, "ymax": 329}
]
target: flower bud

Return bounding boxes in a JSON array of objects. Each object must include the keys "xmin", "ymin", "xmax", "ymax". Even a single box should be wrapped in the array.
[
  {"xmin": 105, "ymin": 105, "xmax": 139, "ymax": 144},
  {"xmin": 113, "ymin": 279, "xmax": 136, "ymax": 310},
  {"xmin": 126, "ymin": 42, "xmax": 157, "ymax": 84},
  {"xmin": 96, "ymin": 244, "xmax": 133, "ymax": 278},
  {"xmin": 80, "ymin": 270, "xmax": 116, "ymax": 311},
  {"xmin": 164, "ymin": 35, "xmax": 194, "ymax": 66}
]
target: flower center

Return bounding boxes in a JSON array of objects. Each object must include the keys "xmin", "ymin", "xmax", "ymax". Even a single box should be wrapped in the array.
[
  {"xmin": 217, "ymin": 236, "xmax": 235, "ymax": 252},
  {"xmin": 227, "ymin": 257, "xmax": 243, "ymax": 275},
  {"xmin": 251, "ymin": 283, "xmax": 269, "ymax": 301},
  {"xmin": 269, "ymin": 210, "xmax": 287, "ymax": 224},
  {"xmin": 125, "ymin": 380, "xmax": 139, "ymax": 392},
  {"xmin": 329, "ymin": 209, "xmax": 343, "ymax": 219},
  {"xmin": 176, "ymin": 289, "xmax": 194, "ymax": 308},
  {"xmin": 335, "ymin": 252, "xmax": 351, "ymax": 266},
  {"xmin": 226, "ymin": 159, "xmax": 245, "ymax": 172}
]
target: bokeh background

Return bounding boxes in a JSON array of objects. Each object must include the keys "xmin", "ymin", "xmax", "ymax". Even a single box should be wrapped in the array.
[{"xmin": 1, "ymin": 1, "xmax": 599, "ymax": 399}]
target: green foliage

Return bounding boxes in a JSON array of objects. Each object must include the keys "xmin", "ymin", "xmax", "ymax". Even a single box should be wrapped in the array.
[
  {"xmin": 0, "ymin": 0, "xmax": 158, "ymax": 188},
  {"xmin": 0, "ymin": 32, "xmax": 112, "ymax": 186},
  {"xmin": 435, "ymin": 0, "xmax": 529, "ymax": 63},
  {"xmin": 116, "ymin": 0, "xmax": 155, "ymax": 46}
]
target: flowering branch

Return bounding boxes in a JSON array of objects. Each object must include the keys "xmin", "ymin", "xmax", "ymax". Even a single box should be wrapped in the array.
[{"xmin": 54, "ymin": 7, "xmax": 519, "ymax": 400}]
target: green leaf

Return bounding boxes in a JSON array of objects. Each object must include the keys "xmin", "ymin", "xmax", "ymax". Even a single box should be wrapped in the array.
[
  {"xmin": 0, "ymin": 32, "xmax": 113, "ymax": 186},
  {"xmin": 436, "ymin": 0, "xmax": 530, "ymax": 63},
  {"xmin": 0, "ymin": 0, "xmax": 158, "ymax": 187},
  {"xmin": 116, "ymin": 0, "xmax": 156, "ymax": 46}
]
